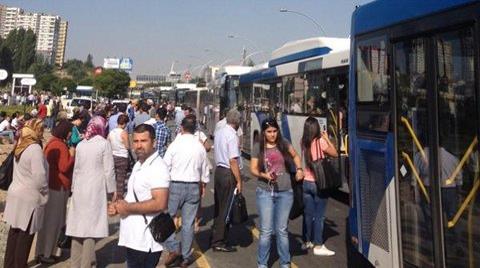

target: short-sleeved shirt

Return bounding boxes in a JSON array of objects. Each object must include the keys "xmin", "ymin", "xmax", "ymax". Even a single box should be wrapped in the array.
[
  {"xmin": 0, "ymin": 119, "xmax": 10, "ymax": 131},
  {"xmin": 118, "ymin": 152, "xmax": 170, "ymax": 252},
  {"xmin": 252, "ymin": 142, "xmax": 292, "ymax": 192},
  {"xmin": 214, "ymin": 125, "xmax": 240, "ymax": 168},
  {"xmin": 304, "ymin": 138, "xmax": 329, "ymax": 182}
]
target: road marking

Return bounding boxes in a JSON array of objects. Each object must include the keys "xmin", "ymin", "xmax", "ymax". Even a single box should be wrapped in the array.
[
  {"xmin": 250, "ymin": 227, "xmax": 299, "ymax": 268},
  {"xmin": 192, "ymin": 239, "xmax": 211, "ymax": 268}
]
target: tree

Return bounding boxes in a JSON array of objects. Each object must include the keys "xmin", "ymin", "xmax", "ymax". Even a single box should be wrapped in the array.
[
  {"xmin": 18, "ymin": 29, "xmax": 36, "ymax": 72},
  {"xmin": 64, "ymin": 59, "xmax": 87, "ymax": 82},
  {"xmin": 0, "ymin": 37, "xmax": 13, "ymax": 85},
  {"xmin": 36, "ymin": 73, "xmax": 58, "ymax": 92},
  {"xmin": 93, "ymin": 69, "xmax": 130, "ymax": 98},
  {"xmin": 85, "ymin": 54, "xmax": 94, "ymax": 69}
]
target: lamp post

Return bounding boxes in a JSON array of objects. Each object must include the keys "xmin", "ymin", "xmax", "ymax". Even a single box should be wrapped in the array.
[
  {"xmin": 227, "ymin": 34, "xmax": 268, "ymax": 62},
  {"xmin": 242, "ymin": 51, "xmax": 264, "ymax": 65},
  {"xmin": 279, "ymin": 8, "xmax": 326, "ymax": 36}
]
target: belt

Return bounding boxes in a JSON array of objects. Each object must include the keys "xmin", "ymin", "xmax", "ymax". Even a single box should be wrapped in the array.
[{"xmin": 171, "ymin": 181, "xmax": 200, "ymax": 184}]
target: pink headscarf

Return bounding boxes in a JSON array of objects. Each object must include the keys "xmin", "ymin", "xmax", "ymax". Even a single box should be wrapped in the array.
[{"xmin": 84, "ymin": 116, "xmax": 106, "ymax": 140}]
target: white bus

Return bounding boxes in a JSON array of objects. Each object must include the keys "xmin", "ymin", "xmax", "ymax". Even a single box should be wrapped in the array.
[{"xmin": 238, "ymin": 37, "xmax": 350, "ymax": 191}]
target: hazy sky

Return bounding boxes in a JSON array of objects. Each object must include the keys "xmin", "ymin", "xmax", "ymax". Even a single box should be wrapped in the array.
[{"xmin": 4, "ymin": 0, "xmax": 371, "ymax": 76}]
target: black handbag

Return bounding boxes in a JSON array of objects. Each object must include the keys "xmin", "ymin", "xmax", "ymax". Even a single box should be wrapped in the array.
[
  {"xmin": 0, "ymin": 151, "xmax": 14, "ymax": 190},
  {"xmin": 133, "ymin": 189, "xmax": 176, "ymax": 243},
  {"xmin": 311, "ymin": 139, "xmax": 341, "ymax": 191},
  {"xmin": 231, "ymin": 192, "xmax": 248, "ymax": 224},
  {"xmin": 289, "ymin": 175, "xmax": 304, "ymax": 220}
]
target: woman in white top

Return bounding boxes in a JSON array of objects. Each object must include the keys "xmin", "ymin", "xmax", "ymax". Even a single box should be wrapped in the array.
[{"xmin": 108, "ymin": 114, "xmax": 130, "ymax": 198}]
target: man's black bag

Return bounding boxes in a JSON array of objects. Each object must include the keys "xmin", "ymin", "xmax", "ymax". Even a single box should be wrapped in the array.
[
  {"xmin": 133, "ymin": 190, "xmax": 175, "ymax": 243},
  {"xmin": 311, "ymin": 141, "xmax": 341, "ymax": 191},
  {"xmin": 148, "ymin": 212, "xmax": 176, "ymax": 243},
  {"xmin": 226, "ymin": 189, "xmax": 248, "ymax": 225},
  {"xmin": 289, "ymin": 176, "xmax": 304, "ymax": 220},
  {"xmin": 231, "ymin": 193, "xmax": 248, "ymax": 224},
  {"xmin": 0, "ymin": 151, "xmax": 14, "ymax": 190}
]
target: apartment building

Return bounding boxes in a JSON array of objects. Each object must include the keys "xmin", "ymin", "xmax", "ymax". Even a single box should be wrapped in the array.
[{"xmin": 0, "ymin": 4, "xmax": 68, "ymax": 66}]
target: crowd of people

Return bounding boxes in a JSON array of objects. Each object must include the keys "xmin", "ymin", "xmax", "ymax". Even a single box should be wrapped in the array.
[{"xmin": 1, "ymin": 96, "xmax": 339, "ymax": 268}]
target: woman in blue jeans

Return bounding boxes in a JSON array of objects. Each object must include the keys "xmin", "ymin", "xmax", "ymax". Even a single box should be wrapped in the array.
[
  {"xmin": 300, "ymin": 116, "xmax": 338, "ymax": 256},
  {"xmin": 250, "ymin": 118, "xmax": 304, "ymax": 268}
]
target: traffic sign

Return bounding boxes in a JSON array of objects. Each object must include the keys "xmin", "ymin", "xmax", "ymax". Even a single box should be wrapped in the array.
[
  {"xmin": 0, "ymin": 69, "xmax": 7, "ymax": 80},
  {"xmin": 21, "ymin": 78, "xmax": 36, "ymax": 86}
]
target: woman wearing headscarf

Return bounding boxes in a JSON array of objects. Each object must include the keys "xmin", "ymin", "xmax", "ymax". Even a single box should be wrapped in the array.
[
  {"xmin": 3, "ymin": 119, "xmax": 48, "ymax": 268},
  {"xmin": 65, "ymin": 116, "xmax": 116, "ymax": 268},
  {"xmin": 35, "ymin": 119, "xmax": 75, "ymax": 264}
]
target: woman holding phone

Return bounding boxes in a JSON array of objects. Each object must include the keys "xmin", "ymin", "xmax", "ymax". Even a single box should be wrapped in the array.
[{"xmin": 250, "ymin": 117, "xmax": 303, "ymax": 268}]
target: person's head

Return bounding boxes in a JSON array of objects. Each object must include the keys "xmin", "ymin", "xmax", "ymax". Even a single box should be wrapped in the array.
[
  {"xmin": 52, "ymin": 119, "xmax": 73, "ymax": 141},
  {"xmin": 23, "ymin": 118, "xmax": 44, "ymax": 142},
  {"xmin": 181, "ymin": 104, "xmax": 188, "ymax": 111},
  {"xmin": 82, "ymin": 103, "xmax": 91, "ymax": 110},
  {"xmin": 0, "ymin": 111, "xmax": 6, "ymax": 119},
  {"xmin": 156, "ymin": 107, "xmax": 168, "ymax": 121},
  {"xmin": 84, "ymin": 116, "xmax": 106, "ymax": 140},
  {"xmin": 185, "ymin": 107, "xmax": 194, "ymax": 116},
  {"xmin": 133, "ymin": 124, "xmax": 156, "ymax": 162},
  {"xmin": 23, "ymin": 113, "xmax": 33, "ymax": 122},
  {"xmin": 139, "ymin": 102, "xmax": 149, "ymax": 113},
  {"xmin": 117, "ymin": 114, "xmax": 129, "ymax": 128},
  {"xmin": 226, "ymin": 109, "xmax": 241, "ymax": 130},
  {"xmin": 257, "ymin": 117, "xmax": 291, "ymax": 172},
  {"xmin": 261, "ymin": 117, "xmax": 282, "ymax": 145},
  {"xmin": 71, "ymin": 113, "xmax": 84, "ymax": 126},
  {"xmin": 181, "ymin": 115, "xmax": 197, "ymax": 134},
  {"xmin": 11, "ymin": 112, "xmax": 18, "ymax": 119},
  {"xmin": 301, "ymin": 116, "xmax": 321, "ymax": 169}
]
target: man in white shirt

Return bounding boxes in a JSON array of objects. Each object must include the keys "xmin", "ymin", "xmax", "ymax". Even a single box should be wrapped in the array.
[
  {"xmin": 210, "ymin": 109, "xmax": 242, "ymax": 252},
  {"xmin": 109, "ymin": 124, "xmax": 170, "ymax": 268},
  {"xmin": 162, "ymin": 115, "xmax": 209, "ymax": 267},
  {"xmin": 0, "ymin": 113, "xmax": 14, "ymax": 142}
]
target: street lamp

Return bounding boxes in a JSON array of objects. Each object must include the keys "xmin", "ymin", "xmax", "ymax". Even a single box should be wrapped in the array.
[
  {"xmin": 227, "ymin": 34, "xmax": 268, "ymax": 62},
  {"xmin": 279, "ymin": 8, "xmax": 326, "ymax": 36},
  {"xmin": 242, "ymin": 51, "xmax": 264, "ymax": 65}
]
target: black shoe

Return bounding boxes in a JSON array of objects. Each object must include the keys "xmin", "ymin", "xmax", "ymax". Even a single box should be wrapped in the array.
[
  {"xmin": 165, "ymin": 252, "xmax": 183, "ymax": 268},
  {"xmin": 212, "ymin": 245, "xmax": 237, "ymax": 252},
  {"xmin": 180, "ymin": 257, "xmax": 194, "ymax": 268}
]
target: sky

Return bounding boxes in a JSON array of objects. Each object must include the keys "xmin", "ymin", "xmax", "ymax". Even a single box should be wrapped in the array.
[{"xmin": 3, "ymin": 0, "xmax": 372, "ymax": 77}]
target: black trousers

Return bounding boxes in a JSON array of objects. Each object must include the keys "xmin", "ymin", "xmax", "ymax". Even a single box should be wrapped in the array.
[
  {"xmin": 211, "ymin": 166, "xmax": 236, "ymax": 246},
  {"xmin": 4, "ymin": 218, "xmax": 34, "ymax": 268},
  {"xmin": 125, "ymin": 248, "xmax": 161, "ymax": 268}
]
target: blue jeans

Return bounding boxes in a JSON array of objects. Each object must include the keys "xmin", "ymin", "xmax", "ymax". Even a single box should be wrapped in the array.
[
  {"xmin": 0, "ymin": 130, "xmax": 14, "ymax": 141},
  {"xmin": 256, "ymin": 187, "xmax": 293, "ymax": 268},
  {"xmin": 125, "ymin": 248, "xmax": 161, "ymax": 268},
  {"xmin": 302, "ymin": 181, "xmax": 328, "ymax": 245},
  {"xmin": 164, "ymin": 182, "xmax": 200, "ymax": 260}
]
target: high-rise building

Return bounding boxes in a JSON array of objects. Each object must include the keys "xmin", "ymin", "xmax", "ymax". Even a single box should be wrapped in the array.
[
  {"xmin": 55, "ymin": 20, "xmax": 68, "ymax": 67},
  {"xmin": 0, "ymin": 4, "xmax": 68, "ymax": 66}
]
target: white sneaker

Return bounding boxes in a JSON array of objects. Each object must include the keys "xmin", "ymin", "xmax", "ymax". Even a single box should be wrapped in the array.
[
  {"xmin": 313, "ymin": 245, "xmax": 335, "ymax": 256},
  {"xmin": 301, "ymin": 241, "xmax": 314, "ymax": 250}
]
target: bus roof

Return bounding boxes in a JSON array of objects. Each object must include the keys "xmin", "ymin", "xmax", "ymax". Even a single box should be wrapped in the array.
[
  {"xmin": 269, "ymin": 37, "xmax": 349, "ymax": 67},
  {"xmin": 239, "ymin": 48, "xmax": 349, "ymax": 84},
  {"xmin": 352, "ymin": 0, "xmax": 477, "ymax": 36},
  {"xmin": 218, "ymin": 65, "xmax": 252, "ymax": 76}
]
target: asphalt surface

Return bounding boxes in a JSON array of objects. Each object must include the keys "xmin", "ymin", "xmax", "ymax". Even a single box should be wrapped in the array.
[{"xmin": 27, "ymin": 151, "xmax": 351, "ymax": 268}]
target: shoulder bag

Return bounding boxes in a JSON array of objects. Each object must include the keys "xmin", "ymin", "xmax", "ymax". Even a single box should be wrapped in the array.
[
  {"xmin": 311, "ymin": 138, "xmax": 341, "ymax": 191},
  {"xmin": 0, "ymin": 151, "xmax": 14, "ymax": 190},
  {"xmin": 132, "ymin": 189, "xmax": 175, "ymax": 243}
]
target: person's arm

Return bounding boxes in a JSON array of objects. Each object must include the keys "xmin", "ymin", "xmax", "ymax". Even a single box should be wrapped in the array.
[
  {"xmin": 116, "ymin": 188, "xmax": 168, "ymax": 217},
  {"xmin": 250, "ymin": 157, "xmax": 273, "ymax": 181},
  {"xmin": 288, "ymin": 144, "xmax": 304, "ymax": 181},
  {"xmin": 229, "ymin": 158, "xmax": 242, "ymax": 193},
  {"xmin": 103, "ymin": 141, "xmax": 116, "ymax": 195},
  {"xmin": 321, "ymin": 132, "xmax": 338, "ymax": 157},
  {"xmin": 120, "ymin": 129, "xmax": 129, "ymax": 149},
  {"xmin": 30, "ymin": 145, "xmax": 49, "ymax": 197}
]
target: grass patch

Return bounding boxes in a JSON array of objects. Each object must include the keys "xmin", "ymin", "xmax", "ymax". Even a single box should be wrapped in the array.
[{"xmin": 0, "ymin": 105, "xmax": 33, "ymax": 116}]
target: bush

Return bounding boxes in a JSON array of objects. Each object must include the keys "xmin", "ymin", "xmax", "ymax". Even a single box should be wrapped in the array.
[{"xmin": 0, "ymin": 105, "xmax": 33, "ymax": 116}]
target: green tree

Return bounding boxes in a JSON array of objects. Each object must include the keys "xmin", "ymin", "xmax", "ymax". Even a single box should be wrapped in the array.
[
  {"xmin": 64, "ymin": 59, "xmax": 87, "ymax": 82},
  {"xmin": 78, "ymin": 77, "xmax": 93, "ymax": 86},
  {"xmin": 93, "ymin": 69, "xmax": 130, "ymax": 98},
  {"xmin": 36, "ymin": 73, "xmax": 58, "ymax": 92},
  {"xmin": 85, "ymin": 54, "xmax": 94, "ymax": 69},
  {"xmin": 0, "ymin": 38, "xmax": 13, "ymax": 85},
  {"xmin": 18, "ymin": 29, "xmax": 36, "ymax": 72}
]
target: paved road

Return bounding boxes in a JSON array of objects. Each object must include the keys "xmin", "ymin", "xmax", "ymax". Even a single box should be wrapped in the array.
[{"xmin": 28, "ymin": 152, "xmax": 350, "ymax": 268}]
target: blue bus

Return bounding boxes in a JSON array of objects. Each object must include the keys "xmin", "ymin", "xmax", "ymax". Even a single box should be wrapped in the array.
[{"xmin": 348, "ymin": 0, "xmax": 480, "ymax": 267}]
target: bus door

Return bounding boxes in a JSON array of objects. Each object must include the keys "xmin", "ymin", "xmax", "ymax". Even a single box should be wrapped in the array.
[{"xmin": 394, "ymin": 26, "xmax": 480, "ymax": 267}]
